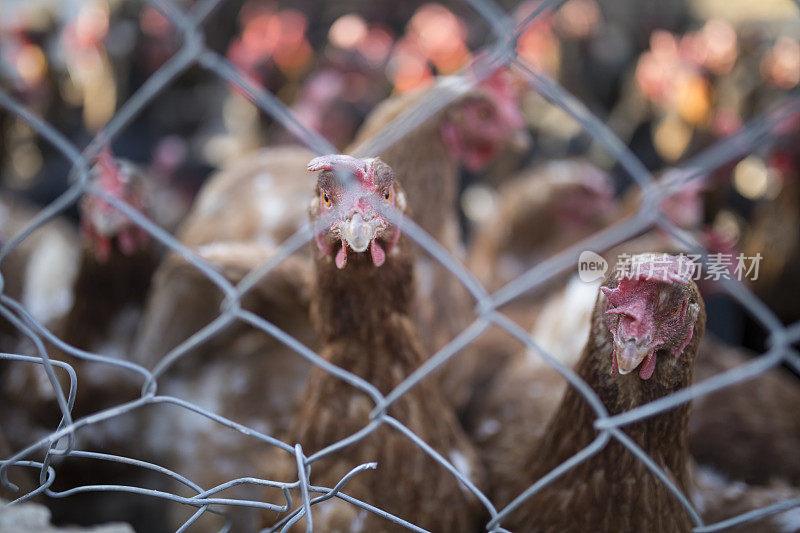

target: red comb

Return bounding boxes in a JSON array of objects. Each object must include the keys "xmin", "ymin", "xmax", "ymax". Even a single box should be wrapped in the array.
[
  {"xmin": 479, "ymin": 68, "xmax": 525, "ymax": 130},
  {"xmin": 602, "ymin": 255, "xmax": 696, "ymax": 310},
  {"xmin": 619, "ymin": 254, "xmax": 696, "ymax": 285},
  {"xmin": 93, "ymin": 146, "xmax": 126, "ymax": 197},
  {"xmin": 307, "ymin": 155, "xmax": 376, "ymax": 186},
  {"xmin": 95, "ymin": 146, "xmax": 117, "ymax": 173}
]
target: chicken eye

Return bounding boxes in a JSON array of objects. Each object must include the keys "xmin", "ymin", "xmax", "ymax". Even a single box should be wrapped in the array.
[
  {"xmin": 384, "ymin": 188, "xmax": 393, "ymax": 202},
  {"xmin": 477, "ymin": 106, "xmax": 493, "ymax": 121},
  {"xmin": 669, "ymin": 303, "xmax": 683, "ymax": 320},
  {"xmin": 322, "ymin": 191, "xmax": 331, "ymax": 207}
]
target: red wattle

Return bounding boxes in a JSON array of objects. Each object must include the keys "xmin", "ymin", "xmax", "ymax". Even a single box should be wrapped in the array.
[
  {"xmin": 385, "ymin": 226, "xmax": 401, "ymax": 252},
  {"xmin": 96, "ymin": 235, "xmax": 111, "ymax": 263},
  {"xmin": 371, "ymin": 241, "xmax": 386, "ymax": 267},
  {"xmin": 315, "ymin": 233, "xmax": 333, "ymax": 254},
  {"xmin": 639, "ymin": 351, "xmax": 657, "ymax": 380},
  {"xmin": 118, "ymin": 229, "xmax": 137, "ymax": 255},
  {"xmin": 335, "ymin": 245, "xmax": 347, "ymax": 269}
]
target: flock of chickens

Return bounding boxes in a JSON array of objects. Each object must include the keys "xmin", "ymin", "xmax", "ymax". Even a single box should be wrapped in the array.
[{"xmin": 1, "ymin": 68, "xmax": 800, "ymax": 533}]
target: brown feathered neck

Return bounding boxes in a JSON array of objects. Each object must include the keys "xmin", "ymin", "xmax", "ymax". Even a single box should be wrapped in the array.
[
  {"xmin": 312, "ymin": 233, "xmax": 413, "ymax": 335},
  {"xmin": 61, "ymin": 243, "xmax": 158, "ymax": 349},
  {"xmin": 522, "ymin": 285, "xmax": 706, "ymax": 514},
  {"xmin": 311, "ymin": 235, "xmax": 438, "ymax": 394},
  {"xmin": 290, "ymin": 238, "xmax": 486, "ymax": 533}
]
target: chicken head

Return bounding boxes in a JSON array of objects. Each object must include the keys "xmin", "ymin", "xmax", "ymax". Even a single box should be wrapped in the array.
[
  {"xmin": 441, "ymin": 69, "xmax": 527, "ymax": 172},
  {"xmin": 658, "ymin": 171, "xmax": 706, "ymax": 229},
  {"xmin": 549, "ymin": 161, "xmax": 616, "ymax": 229},
  {"xmin": 601, "ymin": 253, "xmax": 702, "ymax": 380},
  {"xmin": 80, "ymin": 147, "xmax": 149, "ymax": 262},
  {"xmin": 308, "ymin": 154, "xmax": 406, "ymax": 269}
]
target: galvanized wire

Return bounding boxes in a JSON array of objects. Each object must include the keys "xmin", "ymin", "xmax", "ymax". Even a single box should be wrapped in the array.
[{"xmin": 1, "ymin": 0, "xmax": 799, "ymax": 531}]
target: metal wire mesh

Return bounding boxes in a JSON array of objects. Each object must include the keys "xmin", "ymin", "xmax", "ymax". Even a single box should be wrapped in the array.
[{"xmin": 1, "ymin": 0, "xmax": 799, "ymax": 531}]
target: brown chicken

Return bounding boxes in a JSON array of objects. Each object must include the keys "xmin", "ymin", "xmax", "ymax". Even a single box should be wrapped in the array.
[
  {"xmin": 64, "ymin": 148, "xmax": 158, "ymax": 351},
  {"xmin": 262, "ymin": 155, "xmax": 485, "ymax": 532},
  {"xmin": 1, "ymin": 148, "xmax": 157, "ymax": 348},
  {"xmin": 0, "ymin": 149, "xmax": 163, "ymax": 528},
  {"xmin": 132, "ymin": 145, "xmax": 317, "ymax": 532},
  {"xmin": 533, "ymin": 173, "xmax": 800, "ymax": 488},
  {"xmin": 487, "ymin": 253, "xmax": 706, "ymax": 531},
  {"xmin": 491, "ymin": 259, "xmax": 800, "ymax": 493},
  {"xmin": 133, "ymin": 74, "xmax": 522, "ymax": 529},
  {"xmin": 1, "ymin": 148, "xmax": 157, "ymax": 451},
  {"xmin": 477, "ymin": 253, "xmax": 800, "ymax": 531}
]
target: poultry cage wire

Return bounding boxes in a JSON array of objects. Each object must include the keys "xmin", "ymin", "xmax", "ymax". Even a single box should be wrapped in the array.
[{"xmin": 1, "ymin": 0, "xmax": 800, "ymax": 531}]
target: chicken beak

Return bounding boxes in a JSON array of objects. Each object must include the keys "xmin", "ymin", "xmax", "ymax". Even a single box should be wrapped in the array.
[
  {"xmin": 91, "ymin": 208, "xmax": 125, "ymax": 237},
  {"xmin": 341, "ymin": 213, "xmax": 375, "ymax": 253},
  {"xmin": 607, "ymin": 303, "xmax": 659, "ymax": 379},
  {"xmin": 612, "ymin": 339, "xmax": 658, "ymax": 380},
  {"xmin": 615, "ymin": 341, "xmax": 647, "ymax": 375}
]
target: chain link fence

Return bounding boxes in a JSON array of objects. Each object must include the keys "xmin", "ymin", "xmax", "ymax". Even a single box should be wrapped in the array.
[{"xmin": 1, "ymin": 0, "xmax": 800, "ymax": 531}]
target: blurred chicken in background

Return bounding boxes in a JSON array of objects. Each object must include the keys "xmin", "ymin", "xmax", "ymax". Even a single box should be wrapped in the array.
[{"xmin": 0, "ymin": 147, "xmax": 168, "ymax": 530}]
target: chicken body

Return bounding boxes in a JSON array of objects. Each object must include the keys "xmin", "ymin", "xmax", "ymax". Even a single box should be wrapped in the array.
[
  {"xmin": 488, "ymin": 254, "xmax": 705, "ymax": 531},
  {"xmin": 1, "ymin": 153, "xmax": 157, "ymax": 449},
  {"xmin": 132, "ymin": 145, "xmax": 317, "ymax": 532},
  {"xmin": 281, "ymin": 251, "xmax": 485, "ymax": 532},
  {"xmin": 0, "ymin": 193, "xmax": 81, "ymax": 347},
  {"xmin": 0, "ymin": 152, "xmax": 164, "ymax": 529},
  {"xmin": 261, "ymin": 156, "xmax": 486, "ymax": 532}
]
